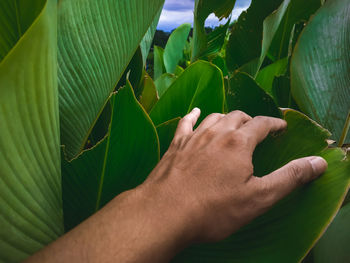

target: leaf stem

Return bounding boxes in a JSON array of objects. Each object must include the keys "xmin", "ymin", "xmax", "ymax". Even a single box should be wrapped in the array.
[{"xmin": 338, "ymin": 110, "xmax": 350, "ymax": 147}]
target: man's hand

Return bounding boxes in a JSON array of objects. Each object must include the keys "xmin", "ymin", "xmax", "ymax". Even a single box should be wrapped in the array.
[
  {"xmin": 142, "ymin": 108, "xmax": 327, "ymax": 243},
  {"xmin": 26, "ymin": 109, "xmax": 327, "ymax": 263}
]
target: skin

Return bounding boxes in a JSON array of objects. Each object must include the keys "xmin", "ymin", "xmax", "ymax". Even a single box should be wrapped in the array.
[{"xmin": 26, "ymin": 109, "xmax": 328, "ymax": 263}]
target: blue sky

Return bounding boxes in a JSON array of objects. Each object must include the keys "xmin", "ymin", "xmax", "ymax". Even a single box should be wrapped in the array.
[{"xmin": 157, "ymin": 0, "xmax": 252, "ymax": 31}]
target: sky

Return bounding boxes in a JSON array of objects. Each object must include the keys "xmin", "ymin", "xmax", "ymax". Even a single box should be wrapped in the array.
[{"xmin": 157, "ymin": 0, "xmax": 252, "ymax": 31}]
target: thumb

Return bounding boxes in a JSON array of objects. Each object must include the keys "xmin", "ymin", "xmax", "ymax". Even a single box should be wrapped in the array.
[{"xmin": 256, "ymin": 156, "xmax": 328, "ymax": 205}]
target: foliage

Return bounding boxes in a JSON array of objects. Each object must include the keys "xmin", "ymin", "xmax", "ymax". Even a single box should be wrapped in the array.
[{"xmin": 0, "ymin": 0, "xmax": 349, "ymax": 262}]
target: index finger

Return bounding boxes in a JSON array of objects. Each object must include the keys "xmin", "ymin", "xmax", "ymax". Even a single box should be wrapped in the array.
[{"xmin": 240, "ymin": 116, "xmax": 287, "ymax": 151}]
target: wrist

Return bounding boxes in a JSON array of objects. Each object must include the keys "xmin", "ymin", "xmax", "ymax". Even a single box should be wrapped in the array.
[{"xmin": 133, "ymin": 181, "xmax": 197, "ymax": 254}]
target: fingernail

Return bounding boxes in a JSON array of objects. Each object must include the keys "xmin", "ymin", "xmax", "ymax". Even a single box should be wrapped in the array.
[
  {"xmin": 191, "ymin": 107, "xmax": 200, "ymax": 114},
  {"xmin": 310, "ymin": 157, "xmax": 328, "ymax": 175}
]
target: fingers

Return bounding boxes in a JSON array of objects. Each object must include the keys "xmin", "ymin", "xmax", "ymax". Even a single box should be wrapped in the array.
[
  {"xmin": 240, "ymin": 116, "xmax": 287, "ymax": 150},
  {"xmin": 195, "ymin": 113, "xmax": 225, "ymax": 133},
  {"xmin": 173, "ymin": 108, "xmax": 201, "ymax": 141},
  {"xmin": 214, "ymin": 111, "xmax": 252, "ymax": 131},
  {"xmin": 251, "ymin": 156, "xmax": 328, "ymax": 208}
]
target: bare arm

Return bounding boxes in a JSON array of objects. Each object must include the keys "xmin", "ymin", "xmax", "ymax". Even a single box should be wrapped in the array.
[{"xmin": 26, "ymin": 109, "xmax": 327, "ymax": 263}]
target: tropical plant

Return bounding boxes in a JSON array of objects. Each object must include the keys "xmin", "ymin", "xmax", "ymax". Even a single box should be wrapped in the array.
[{"xmin": 0, "ymin": 0, "xmax": 349, "ymax": 262}]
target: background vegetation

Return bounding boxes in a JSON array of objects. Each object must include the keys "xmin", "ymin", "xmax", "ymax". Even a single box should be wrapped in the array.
[{"xmin": 0, "ymin": 0, "xmax": 349, "ymax": 262}]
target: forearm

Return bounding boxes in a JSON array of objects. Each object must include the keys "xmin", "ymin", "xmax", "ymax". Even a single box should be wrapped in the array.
[{"xmin": 25, "ymin": 185, "xmax": 192, "ymax": 263}]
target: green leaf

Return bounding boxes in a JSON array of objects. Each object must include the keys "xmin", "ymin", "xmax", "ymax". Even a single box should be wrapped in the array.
[
  {"xmin": 291, "ymin": 0, "xmax": 350, "ymax": 143},
  {"xmin": 164, "ymin": 23, "xmax": 191, "ymax": 74},
  {"xmin": 62, "ymin": 82, "xmax": 160, "ymax": 231},
  {"xmin": 227, "ymin": 0, "xmax": 322, "ymax": 76},
  {"xmin": 140, "ymin": 7, "xmax": 163, "ymax": 65},
  {"xmin": 0, "ymin": 0, "xmax": 63, "ymax": 261},
  {"xmin": 212, "ymin": 55, "xmax": 228, "ymax": 77},
  {"xmin": 175, "ymin": 110, "xmax": 350, "ymax": 263},
  {"xmin": 226, "ymin": 72, "xmax": 281, "ymax": 117},
  {"xmin": 192, "ymin": 0, "xmax": 236, "ymax": 60},
  {"xmin": 58, "ymin": 0, "xmax": 165, "ymax": 159},
  {"xmin": 150, "ymin": 61, "xmax": 225, "ymax": 126},
  {"xmin": 153, "ymin": 45, "xmax": 165, "ymax": 80},
  {"xmin": 156, "ymin": 118, "xmax": 181, "ymax": 158},
  {"xmin": 272, "ymin": 75, "xmax": 299, "ymax": 109},
  {"xmin": 226, "ymin": 0, "xmax": 284, "ymax": 72},
  {"xmin": 201, "ymin": 20, "xmax": 230, "ymax": 59},
  {"xmin": 139, "ymin": 72, "xmax": 159, "ymax": 112},
  {"xmin": 314, "ymin": 203, "xmax": 350, "ymax": 263},
  {"xmin": 174, "ymin": 65, "xmax": 184, "ymax": 76},
  {"xmin": 268, "ymin": 0, "xmax": 322, "ymax": 60},
  {"xmin": 256, "ymin": 57, "xmax": 288, "ymax": 96},
  {"xmin": 116, "ymin": 46, "xmax": 144, "ymax": 97},
  {"xmin": 154, "ymin": 73, "xmax": 177, "ymax": 98}
]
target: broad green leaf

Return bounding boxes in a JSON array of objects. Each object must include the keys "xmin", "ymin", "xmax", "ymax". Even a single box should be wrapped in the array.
[
  {"xmin": 0, "ymin": 0, "xmax": 63, "ymax": 261},
  {"xmin": 86, "ymin": 101, "xmax": 112, "ymax": 148},
  {"xmin": 175, "ymin": 110, "xmax": 350, "ymax": 263},
  {"xmin": 174, "ymin": 65, "xmax": 184, "ymax": 76},
  {"xmin": 291, "ymin": 0, "xmax": 350, "ymax": 143},
  {"xmin": 226, "ymin": 0, "xmax": 283, "ymax": 72},
  {"xmin": 212, "ymin": 55, "xmax": 228, "ymax": 77},
  {"xmin": 256, "ymin": 57, "xmax": 288, "ymax": 96},
  {"xmin": 154, "ymin": 73, "xmax": 177, "ymax": 98},
  {"xmin": 154, "ymin": 45, "xmax": 165, "ymax": 80},
  {"xmin": 226, "ymin": 72, "xmax": 281, "ymax": 117},
  {"xmin": 272, "ymin": 75, "xmax": 299, "ymax": 109},
  {"xmin": 116, "ymin": 46, "xmax": 144, "ymax": 97},
  {"xmin": 150, "ymin": 61, "xmax": 225, "ymax": 126},
  {"xmin": 268, "ymin": 0, "xmax": 322, "ymax": 60},
  {"xmin": 139, "ymin": 72, "xmax": 159, "ymax": 112},
  {"xmin": 0, "ymin": 1, "xmax": 44, "ymax": 61},
  {"xmin": 192, "ymin": 0, "xmax": 236, "ymax": 60},
  {"xmin": 140, "ymin": 7, "xmax": 163, "ymax": 65},
  {"xmin": 314, "ymin": 203, "xmax": 350, "ymax": 263},
  {"xmin": 58, "ymin": 0, "xmax": 165, "ymax": 159},
  {"xmin": 201, "ymin": 20, "xmax": 230, "ymax": 59},
  {"xmin": 253, "ymin": 0, "xmax": 291, "ymax": 76},
  {"xmin": 156, "ymin": 118, "xmax": 181, "ymax": 158},
  {"xmin": 164, "ymin": 23, "xmax": 191, "ymax": 74},
  {"xmin": 62, "ymin": 83, "xmax": 159, "ymax": 231},
  {"xmin": 227, "ymin": 0, "xmax": 321, "ymax": 76}
]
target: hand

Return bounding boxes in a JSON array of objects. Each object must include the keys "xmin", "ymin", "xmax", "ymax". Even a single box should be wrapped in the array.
[
  {"xmin": 142, "ymin": 108, "xmax": 328, "ymax": 243},
  {"xmin": 26, "ymin": 109, "xmax": 328, "ymax": 263}
]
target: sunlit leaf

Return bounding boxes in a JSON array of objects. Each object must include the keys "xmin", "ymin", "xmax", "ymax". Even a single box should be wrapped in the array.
[
  {"xmin": 140, "ymin": 7, "xmax": 163, "ymax": 64},
  {"xmin": 139, "ymin": 72, "xmax": 159, "ymax": 112},
  {"xmin": 58, "ymin": 0, "xmax": 165, "ymax": 159},
  {"xmin": 0, "ymin": 0, "xmax": 63, "ymax": 261},
  {"xmin": 154, "ymin": 45, "xmax": 165, "ymax": 80},
  {"xmin": 150, "ymin": 61, "xmax": 225, "ymax": 126},
  {"xmin": 164, "ymin": 23, "xmax": 191, "ymax": 74},
  {"xmin": 154, "ymin": 73, "xmax": 177, "ymax": 98}
]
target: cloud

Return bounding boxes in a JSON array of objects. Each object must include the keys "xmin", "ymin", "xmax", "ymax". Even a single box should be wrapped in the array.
[
  {"xmin": 158, "ymin": 0, "xmax": 251, "ymax": 31},
  {"xmin": 163, "ymin": 0, "xmax": 195, "ymax": 11}
]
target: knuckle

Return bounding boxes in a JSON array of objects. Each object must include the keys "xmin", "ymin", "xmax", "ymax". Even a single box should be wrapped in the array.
[
  {"xmin": 253, "ymin": 116, "xmax": 266, "ymax": 122},
  {"xmin": 204, "ymin": 127, "xmax": 217, "ymax": 138},
  {"xmin": 288, "ymin": 161, "xmax": 304, "ymax": 185}
]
